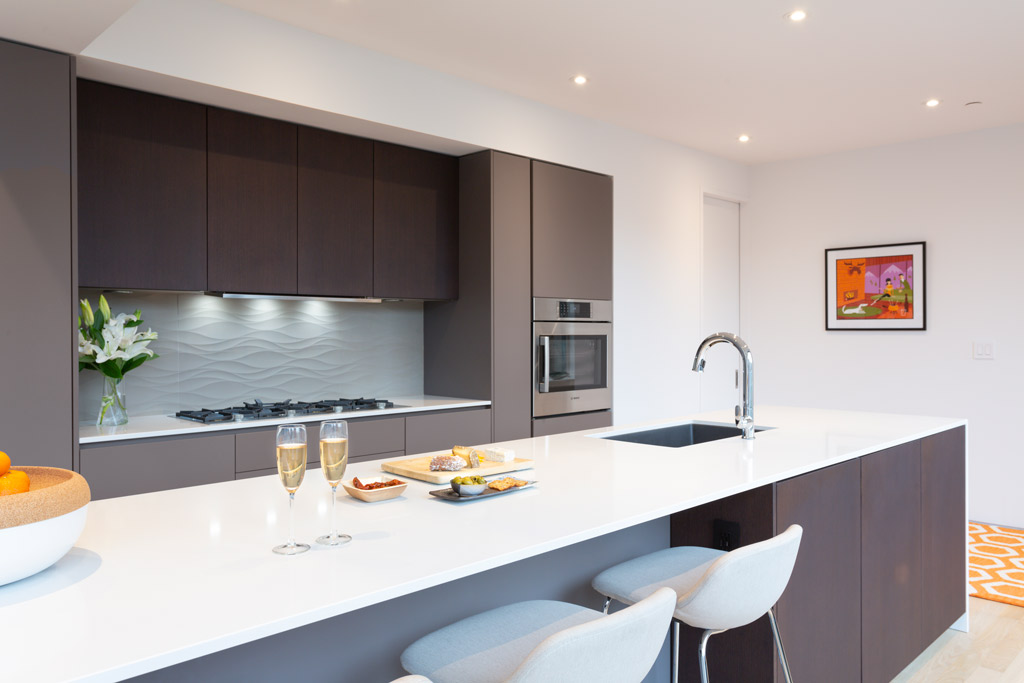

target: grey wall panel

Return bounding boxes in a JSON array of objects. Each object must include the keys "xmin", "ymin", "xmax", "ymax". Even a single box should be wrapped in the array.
[
  {"xmin": 423, "ymin": 151, "xmax": 493, "ymax": 401},
  {"xmin": 405, "ymin": 408, "xmax": 492, "ymax": 454},
  {"xmin": 0, "ymin": 40, "xmax": 73, "ymax": 469},
  {"xmin": 80, "ymin": 433, "xmax": 234, "ymax": 499},
  {"xmin": 532, "ymin": 410, "xmax": 613, "ymax": 437},
  {"xmin": 491, "ymin": 152, "xmax": 532, "ymax": 442}
]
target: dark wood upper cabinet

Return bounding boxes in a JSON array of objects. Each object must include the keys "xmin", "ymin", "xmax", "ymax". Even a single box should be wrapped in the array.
[
  {"xmin": 532, "ymin": 160, "xmax": 613, "ymax": 301},
  {"xmin": 77, "ymin": 80, "xmax": 207, "ymax": 291},
  {"xmin": 373, "ymin": 142, "xmax": 458, "ymax": 300},
  {"xmin": 297, "ymin": 126, "xmax": 373, "ymax": 297},
  {"xmin": 208, "ymin": 108, "xmax": 297, "ymax": 294}
]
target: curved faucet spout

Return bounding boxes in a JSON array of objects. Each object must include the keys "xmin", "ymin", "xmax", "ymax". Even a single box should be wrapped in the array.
[{"xmin": 692, "ymin": 332, "xmax": 755, "ymax": 439}]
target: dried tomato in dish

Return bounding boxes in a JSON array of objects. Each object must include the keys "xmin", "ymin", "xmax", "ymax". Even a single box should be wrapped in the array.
[{"xmin": 353, "ymin": 477, "xmax": 404, "ymax": 490}]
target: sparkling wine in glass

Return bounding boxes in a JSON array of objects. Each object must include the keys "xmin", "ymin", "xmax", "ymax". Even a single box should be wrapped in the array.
[
  {"xmin": 317, "ymin": 420, "xmax": 352, "ymax": 546},
  {"xmin": 273, "ymin": 424, "xmax": 310, "ymax": 555}
]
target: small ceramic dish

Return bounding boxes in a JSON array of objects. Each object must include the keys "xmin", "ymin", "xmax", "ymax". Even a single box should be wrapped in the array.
[
  {"xmin": 341, "ymin": 476, "xmax": 407, "ymax": 503},
  {"xmin": 450, "ymin": 480, "xmax": 486, "ymax": 497}
]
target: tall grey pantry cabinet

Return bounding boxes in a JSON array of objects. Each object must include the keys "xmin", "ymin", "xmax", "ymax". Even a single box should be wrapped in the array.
[{"xmin": 0, "ymin": 40, "xmax": 75, "ymax": 469}]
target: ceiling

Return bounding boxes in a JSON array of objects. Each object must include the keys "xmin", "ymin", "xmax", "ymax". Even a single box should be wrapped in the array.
[{"xmin": 3, "ymin": 0, "xmax": 1024, "ymax": 164}]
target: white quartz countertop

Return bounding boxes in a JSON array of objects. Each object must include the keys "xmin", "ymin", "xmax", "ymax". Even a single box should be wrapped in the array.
[
  {"xmin": 2, "ymin": 406, "xmax": 965, "ymax": 682},
  {"xmin": 78, "ymin": 395, "xmax": 492, "ymax": 444}
]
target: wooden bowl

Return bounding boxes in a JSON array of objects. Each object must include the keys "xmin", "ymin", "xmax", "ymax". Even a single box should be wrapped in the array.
[
  {"xmin": 0, "ymin": 467, "xmax": 91, "ymax": 586},
  {"xmin": 341, "ymin": 477, "xmax": 407, "ymax": 503}
]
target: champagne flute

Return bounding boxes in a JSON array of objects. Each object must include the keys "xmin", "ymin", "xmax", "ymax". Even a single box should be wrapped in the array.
[
  {"xmin": 317, "ymin": 420, "xmax": 352, "ymax": 546},
  {"xmin": 273, "ymin": 424, "xmax": 310, "ymax": 555}
]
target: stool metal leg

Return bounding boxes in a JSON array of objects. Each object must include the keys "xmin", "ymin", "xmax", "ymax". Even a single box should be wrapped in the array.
[
  {"xmin": 602, "ymin": 596, "xmax": 612, "ymax": 614},
  {"xmin": 767, "ymin": 608, "xmax": 794, "ymax": 683},
  {"xmin": 672, "ymin": 621, "xmax": 679, "ymax": 683},
  {"xmin": 697, "ymin": 628, "xmax": 726, "ymax": 683}
]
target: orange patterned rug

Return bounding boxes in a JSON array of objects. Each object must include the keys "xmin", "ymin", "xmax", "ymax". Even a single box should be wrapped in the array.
[{"xmin": 969, "ymin": 522, "xmax": 1024, "ymax": 607}]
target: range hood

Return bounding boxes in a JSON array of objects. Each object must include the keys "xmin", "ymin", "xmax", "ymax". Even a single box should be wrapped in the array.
[{"xmin": 204, "ymin": 292, "xmax": 387, "ymax": 303}]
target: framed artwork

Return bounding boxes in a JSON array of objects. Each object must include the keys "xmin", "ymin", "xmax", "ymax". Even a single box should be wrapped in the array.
[{"xmin": 825, "ymin": 241, "xmax": 926, "ymax": 331}]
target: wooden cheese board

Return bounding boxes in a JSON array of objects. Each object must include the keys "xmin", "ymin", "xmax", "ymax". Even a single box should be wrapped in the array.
[{"xmin": 380, "ymin": 455, "xmax": 534, "ymax": 484}]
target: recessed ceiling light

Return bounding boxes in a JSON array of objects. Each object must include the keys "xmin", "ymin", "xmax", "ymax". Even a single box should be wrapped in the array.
[
  {"xmin": 573, "ymin": 75, "xmax": 588, "ymax": 86},
  {"xmin": 925, "ymin": 99, "xmax": 940, "ymax": 107},
  {"xmin": 787, "ymin": 9, "xmax": 807, "ymax": 21},
  {"xmin": 738, "ymin": 135, "xmax": 751, "ymax": 143}
]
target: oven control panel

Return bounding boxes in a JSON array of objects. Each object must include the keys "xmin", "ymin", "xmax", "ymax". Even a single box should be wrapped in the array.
[
  {"xmin": 534, "ymin": 297, "xmax": 612, "ymax": 322},
  {"xmin": 558, "ymin": 301, "xmax": 591, "ymax": 319}
]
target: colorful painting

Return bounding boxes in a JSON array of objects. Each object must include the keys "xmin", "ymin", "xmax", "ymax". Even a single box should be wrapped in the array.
[{"xmin": 825, "ymin": 242, "xmax": 926, "ymax": 330}]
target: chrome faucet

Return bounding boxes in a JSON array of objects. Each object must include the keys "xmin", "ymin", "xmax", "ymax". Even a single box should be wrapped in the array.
[{"xmin": 692, "ymin": 332, "xmax": 755, "ymax": 439}]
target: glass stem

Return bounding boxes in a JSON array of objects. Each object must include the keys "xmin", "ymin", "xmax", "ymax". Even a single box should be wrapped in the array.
[
  {"xmin": 331, "ymin": 486, "xmax": 338, "ymax": 538},
  {"xmin": 288, "ymin": 491, "xmax": 296, "ymax": 547}
]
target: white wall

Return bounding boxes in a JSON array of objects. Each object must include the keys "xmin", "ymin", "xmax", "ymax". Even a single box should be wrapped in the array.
[
  {"xmin": 742, "ymin": 124, "xmax": 1024, "ymax": 527},
  {"xmin": 78, "ymin": 0, "xmax": 750, "ymax": 425}
]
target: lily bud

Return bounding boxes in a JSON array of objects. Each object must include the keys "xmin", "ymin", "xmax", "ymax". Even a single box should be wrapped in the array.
[
  {"xmin": 80, "ymin": 299, "xmax": 95, "ymax": 327},
  {"xmin": 99, "ymin": 295, "xmax": 111, "ymax": 322}
]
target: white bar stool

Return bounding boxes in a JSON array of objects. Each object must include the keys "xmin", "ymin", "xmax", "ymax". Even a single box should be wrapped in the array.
[
  {"xmin": 390, "ymin": 677, "xmax": 433, "ymax": 682},
  {"xmin": 400, "ymin": 586, "xmax": 676, "ymax": 683},
  {"xmin": 592, "ymin": 524, "xmax": 803, "ymax": 683}
]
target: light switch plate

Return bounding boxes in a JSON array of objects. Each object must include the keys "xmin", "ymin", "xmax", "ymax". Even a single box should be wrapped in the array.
[{"xmin": 973, "ymin": 341, "xmax": 996, "ymax": 360}]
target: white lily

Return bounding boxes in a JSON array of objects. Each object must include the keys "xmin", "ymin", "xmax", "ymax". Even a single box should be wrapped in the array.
[{"xmin": 78, "ymin": 330, "xmax": 100, "ymax": 358}]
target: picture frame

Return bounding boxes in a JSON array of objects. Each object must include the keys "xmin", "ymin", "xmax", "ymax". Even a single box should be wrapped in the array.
[{"xmin": 825, "ymin": 241, "xmax": 925, "ymax": 331}]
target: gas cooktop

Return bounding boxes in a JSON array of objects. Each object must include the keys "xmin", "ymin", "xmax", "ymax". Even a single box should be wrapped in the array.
[{"xmin": 175, "ymin": 398, "xmax": 397, "ymax": 424}]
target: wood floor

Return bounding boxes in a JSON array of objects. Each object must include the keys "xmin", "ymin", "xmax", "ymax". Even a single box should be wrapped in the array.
[{"xmin": 894, "ymin": 597, "xmax": 1024, "ymax": 682}]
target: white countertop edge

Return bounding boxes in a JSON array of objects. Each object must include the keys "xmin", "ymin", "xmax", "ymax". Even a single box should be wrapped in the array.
[
  {"xmin": 78, "ymin": 396, "xmax": 492, "ymax": 444},
  {"xmin": 78, "ymin": 414, "xmax": 969, "ymax": 682}
]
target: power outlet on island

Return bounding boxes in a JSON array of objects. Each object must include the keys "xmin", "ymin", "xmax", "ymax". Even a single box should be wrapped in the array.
[
  {"xmin": 713, "ymin": 519, "xmax": 741, "ymax": 551},
  {"xmin": 973, "ymin": 341, "xmax": 996, "ymax": 360}
]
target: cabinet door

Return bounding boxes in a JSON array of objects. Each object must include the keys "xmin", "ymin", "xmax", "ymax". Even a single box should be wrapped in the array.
[
  {"xmin": 531, "ymin": 411, "xmax": 612, "ymax": 437},
  {"xmin": 0, "ymin": 41, "xmax": 73, "ymax": 468},
  {"xmin": 80, "ymin": 433, "xmax": 235, "ymax": 499},
  {"xmin": 208, "ymin": 108, "xmax": 297, "ymax": 294},
  {"xmin": 776, "ymin": 459, "xmax": 861, "ymax": 683},
  {"xmin": 861, "ymin": 441, "xmax": 922, "ymax": 683},
  {"xmin": 531, "ymin": 160, "xmax": 612, "ymax": 300},
  {"xmin": 235, "ymin": 426, "xmax": 322, "ymax": 474},
  {"xmin": 349, "ymin": 417, "xmax": 405, "ymax": 458},
  {"xmin": 405, "ymin": 409, "xmax": 491, "ymax": 455},
  {"xmin": 373, "ymin": 142, "xmax": 458, "ymax": 300},
  {"xmin": 77, "ymin": 81, "xmax": 207, "ymax": 291},
  {"xmin": 297, "ymin": 126, "xmax": 373, "ymax": 296},
  {"xmin": 921, "ymin": 426, "xmax": 967, "ymax": 643}
]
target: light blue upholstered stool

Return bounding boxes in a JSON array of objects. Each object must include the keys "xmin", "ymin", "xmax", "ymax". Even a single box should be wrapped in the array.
[
  {"xmin": 593, "ymin": 524, "xmax": 803, "ymax": 683},
  {"xmin": 390, "ymin": 677, "xmax": 433, "ymax": 682},
  {"xmin": 400, "ymin": 586, "xmax": 676, "ymax": 683}
]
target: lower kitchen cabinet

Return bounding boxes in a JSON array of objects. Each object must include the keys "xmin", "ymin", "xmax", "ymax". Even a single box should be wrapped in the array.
[
  {"xmin": 666, "ymin": 427, "xmax": 965, "ymax": 683},
  {"xmin": 405, "ymin": 408, "xmax": 491, "ymax": 455},
  {"xmin": 80, "ymin": 433, "xmax": 235, "ymax": 500},
  {"xmin": 775, "ymin": 458, "xmax": 862, "ymax": 683}
]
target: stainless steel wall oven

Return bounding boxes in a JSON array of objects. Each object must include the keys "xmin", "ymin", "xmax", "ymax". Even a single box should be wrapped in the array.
[{"xmin": 533, "ymin": 298, "xmax": 612, "ymax": 418}]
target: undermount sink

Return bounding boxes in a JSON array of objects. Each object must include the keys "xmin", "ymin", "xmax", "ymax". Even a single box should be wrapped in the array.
[{"xmin": 597, "ymin": 422, "xmax": 766, "ymax": 448}]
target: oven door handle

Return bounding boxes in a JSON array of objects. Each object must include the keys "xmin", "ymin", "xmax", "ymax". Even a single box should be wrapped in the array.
[{"xmin": 539, "ymin": 335, "xmax": 550, "ymax": 394}]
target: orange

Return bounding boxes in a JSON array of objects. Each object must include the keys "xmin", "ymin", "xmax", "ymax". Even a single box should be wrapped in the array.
[
  {"xmin": 0, "ymin": 469, "xmax": 30, "ymax": 496},
  {"xmin": 0, "ymin": 451, "xmax": 9, "ymax": 476}
]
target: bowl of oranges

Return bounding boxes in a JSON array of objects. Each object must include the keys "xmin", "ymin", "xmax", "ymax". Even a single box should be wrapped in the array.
[{"xmin": 0, "ymin": 451, "xmax": 91, "ymax": 586}]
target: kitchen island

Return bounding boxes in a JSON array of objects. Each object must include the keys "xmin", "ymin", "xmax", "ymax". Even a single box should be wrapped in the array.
[{"xmin": 0, "ymin": 407, "xmax": 966, "ymax": 682}]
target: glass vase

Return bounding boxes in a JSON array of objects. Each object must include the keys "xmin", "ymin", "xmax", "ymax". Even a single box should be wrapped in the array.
[{"xmin": 97, "ymin": 376, "xmax": 128, "ymax": 426}]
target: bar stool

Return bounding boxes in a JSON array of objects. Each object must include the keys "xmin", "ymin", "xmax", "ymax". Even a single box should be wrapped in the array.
[
  {"xmin": 592, "ymin": 524, "xmax": 803, "ymax": 683},
  {"xmin": 390, "ymin": 677, "xmax": 432, "ymax": 682},
  {"xmin": 400, "ymin": 586, "xmax": 676, "ymax": 682}
]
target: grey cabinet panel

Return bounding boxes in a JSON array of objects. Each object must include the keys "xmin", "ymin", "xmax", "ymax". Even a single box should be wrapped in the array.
[
  {"xmin": 491, "ymin": 152, "xmax": 533, "ymax": 441},
  {"xmin": 81, "ymin": 433, "xmax": 234, "ymax": 500},
  {"xmin": 531, "ymin": 160, "xmax": 613, "ymax": 300},
  {"xmin": 861, "ymin": 440, "xmax": 923, "ymax": 683},
  {"xmin": 236, "ymin": 426, "xmax": 322, "ymax": 473},
  {"xmin": 776, "ymin": 459, "xmax": 862, "ymax": 683},
  {"xmin": 0, "ymin": 40, "xmax": 73, "ymax": 468},
  {"xmin": 349, "ymin": 417, "xmax": 405, "ymax": 458},
  {"xmin": 405, "ymin": 409, "xmax": 492, "ymax": 455},
  {"xmin": 352, "ymin": 450, "xmax": 404, "ymax": 465},
  {"xmin": 921, "ymin": 426, "xmax": 967, "ymax": 644},
  {"xmin": 532, "ymin": 411, "xmax": 612, "ymax": 437}
]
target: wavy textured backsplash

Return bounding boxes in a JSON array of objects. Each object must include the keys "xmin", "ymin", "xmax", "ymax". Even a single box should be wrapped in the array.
[{"xmin": 78, "ymin": 292, "xmax": 424, "ymax": 421}]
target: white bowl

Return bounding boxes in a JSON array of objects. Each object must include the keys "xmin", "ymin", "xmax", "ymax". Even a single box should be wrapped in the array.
[{"xmin": 0, "ymin": 505, "xmax": 89, "ymax": 586}]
